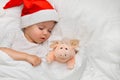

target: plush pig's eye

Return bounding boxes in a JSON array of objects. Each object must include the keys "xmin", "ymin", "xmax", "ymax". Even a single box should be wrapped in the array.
[
  {"xmin": 65, "ymin": 48, "xmax": 68, "ymax": 50},
  {"xmin": 60, "ymin": 47, "xmax": 63, "ymax": 49}
]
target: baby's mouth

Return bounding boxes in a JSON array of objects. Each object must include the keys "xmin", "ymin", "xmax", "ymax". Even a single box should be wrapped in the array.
[{"xmin": 41, "ymin": 37, "xmax": 46, "ymax": 40}]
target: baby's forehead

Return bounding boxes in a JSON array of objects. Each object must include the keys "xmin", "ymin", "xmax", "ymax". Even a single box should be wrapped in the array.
[{"xmin": 36, "ymin": 22, "xmax": 55, "ymax": 29}]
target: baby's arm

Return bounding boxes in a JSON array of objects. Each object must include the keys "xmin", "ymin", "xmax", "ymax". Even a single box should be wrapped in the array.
[{"xmin": 0, "ymin": 47, "xmax": 41, "ymax": 66}]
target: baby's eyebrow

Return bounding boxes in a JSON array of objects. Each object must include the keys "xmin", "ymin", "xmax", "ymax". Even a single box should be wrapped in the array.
[{"xmin": 36, "ymin": 24, "xmax": 44, "ymax": 27}]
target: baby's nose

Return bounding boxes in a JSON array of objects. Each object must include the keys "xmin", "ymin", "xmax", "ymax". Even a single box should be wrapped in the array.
[{"xmin": 43, "ymin": 30, "xmax": 48, "ymax": 34}]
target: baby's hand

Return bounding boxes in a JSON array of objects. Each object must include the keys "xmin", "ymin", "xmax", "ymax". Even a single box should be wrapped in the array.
[{"xmin": 26, "ymin": 54, "xmax": 41, "ymax": 66}]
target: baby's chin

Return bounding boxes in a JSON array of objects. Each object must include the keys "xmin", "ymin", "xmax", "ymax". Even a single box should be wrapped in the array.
[{"xmin": 36, "ymin": 40, "xmax": 47, "ymax": 44}]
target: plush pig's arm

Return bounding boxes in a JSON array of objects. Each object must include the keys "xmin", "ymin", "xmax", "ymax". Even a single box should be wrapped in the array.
[
  {"xmin": 46, "ymin": 51, "xmax": 55, "ymax": 63},
  {"xmin": 67, "ymin": 57, "xmax": 75, "ymax": 69}
]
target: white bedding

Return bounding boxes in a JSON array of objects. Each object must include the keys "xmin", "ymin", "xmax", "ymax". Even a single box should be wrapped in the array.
[{"xmin": 0, "ymin": 0, "xmax": 120, "ymax": 80}]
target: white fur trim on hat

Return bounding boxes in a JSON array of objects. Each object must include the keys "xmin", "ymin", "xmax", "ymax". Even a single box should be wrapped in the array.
[{"xmin": 21, "ymin": 9, "xmax": 59, "ymax": 28}]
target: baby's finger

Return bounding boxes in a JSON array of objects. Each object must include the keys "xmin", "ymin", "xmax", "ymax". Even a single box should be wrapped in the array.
[{"xmin": 32, "ymin": 60, "xmax": 41, "ymax": 66}]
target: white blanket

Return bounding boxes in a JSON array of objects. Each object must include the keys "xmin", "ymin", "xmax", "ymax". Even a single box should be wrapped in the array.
[
  {"xmin": 0, "ymin": 0, "xmax": 120, "ymax": 80},
  {"xmin": 0, "ymin": 50, "xmax": 86, "ymax": 80}
]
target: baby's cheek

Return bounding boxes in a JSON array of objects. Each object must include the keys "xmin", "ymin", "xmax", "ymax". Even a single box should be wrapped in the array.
[{"xmin": 45, "ymin": 35, "xmax": 50, "ymax": 40}]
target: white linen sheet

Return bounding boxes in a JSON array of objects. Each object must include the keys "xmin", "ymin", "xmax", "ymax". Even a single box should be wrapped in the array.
[{"xmin": 0, "ymin": 0, "xmax": 120, "ymax": 80}]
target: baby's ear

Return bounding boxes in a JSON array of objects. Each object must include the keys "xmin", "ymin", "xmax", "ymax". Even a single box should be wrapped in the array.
[
  {"xmin": 70, "ymin": 39, "xmax": 80, "ymax": 48},
  {"xmin": 50, "ymin": 40, "xmax": 61, "ymax": 49}
]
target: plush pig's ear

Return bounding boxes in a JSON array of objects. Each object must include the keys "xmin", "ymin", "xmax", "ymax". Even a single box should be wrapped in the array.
[
  {"xmin": 50, "ymin": 41, "xmax": 61, "ymax": 49},
  {"xmin": 70, "ymin": 39, "xmax": 79, "ymax": 48}
]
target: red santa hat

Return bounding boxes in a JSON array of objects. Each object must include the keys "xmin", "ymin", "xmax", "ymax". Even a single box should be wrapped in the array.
[{"xmin": 3, "ymin": 0, "xmax": 59, "ymax": 28}]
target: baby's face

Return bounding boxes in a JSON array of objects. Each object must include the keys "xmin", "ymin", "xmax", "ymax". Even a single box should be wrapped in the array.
[{"xmin": 24, "ymin": 21, "xmax": 56, "ymax": 44}]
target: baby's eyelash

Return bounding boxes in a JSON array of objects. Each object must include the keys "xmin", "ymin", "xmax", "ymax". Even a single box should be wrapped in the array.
[
  {"xmin": 39, "ymin": 27, "xmax": 44, "ymax": 30},
  {"xmin": 48, "ymin": 30, "xmax": 52, "ymax": 33}
]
